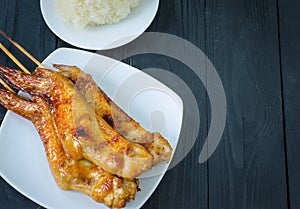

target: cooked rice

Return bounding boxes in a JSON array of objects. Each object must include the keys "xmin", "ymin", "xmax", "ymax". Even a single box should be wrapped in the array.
[{"xmin": 55, "ymin": 0, "xmax": 141, "ymax": 28}]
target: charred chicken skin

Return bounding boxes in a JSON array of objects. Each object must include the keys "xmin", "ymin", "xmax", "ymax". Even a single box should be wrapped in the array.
[
  {"xmin": 0, "ymin": 89, "xmax": 138, "ymax": 208},
  {"xmin": 0, "ymin": 65, "xmax": 153, "ymax": 179},
  {"xmin": 54, "ymin": 64, "xmax": 173, "ymax": 166}
]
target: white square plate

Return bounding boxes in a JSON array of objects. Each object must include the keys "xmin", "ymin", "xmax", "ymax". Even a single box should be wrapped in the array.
[{"xmin": 0, "ymin": 48, "xmax": 183, "ymax": 209}]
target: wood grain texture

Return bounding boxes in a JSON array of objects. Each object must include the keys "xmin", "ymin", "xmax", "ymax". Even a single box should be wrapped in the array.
[
  {"xmin": 0, "ymin": 1, "xmax": 56, "ymax": 70},
  {"xmin": 1, "ymin": 0, "xmax": 300, "ymax": 208},
  {"xmin": 205, "ymin": 0, "xmax": 288, "ymax": 208},
  {"xmin": 278, "ymin": 0, "xmax": 300, "ymax": 208}
]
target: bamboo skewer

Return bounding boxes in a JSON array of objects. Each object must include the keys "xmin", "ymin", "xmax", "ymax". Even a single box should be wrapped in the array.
[
  {"xmin": 0, "ymin": 42, "xmax": 32, "ymax": 92},
  {"xmin": 0, "ymin": 42, "xmax": 15, "ymax": 92},
  {"xmin": 0, "ymin": 40, "xmax": 31, "ymax": 92},
  {"xmin": 0, "ymin": 77, "xmax": 14, "ymax": 93},
  {"xmin": 0, "ymin": 43, "xmax": 30, "ymax": 74},
  {"xmin": 0, "ymin": 30, "xmax": 46, "ymax": 92},
  {"xmin": 0, "ymin": 29, "xmax": 45, "ymax": 68}
]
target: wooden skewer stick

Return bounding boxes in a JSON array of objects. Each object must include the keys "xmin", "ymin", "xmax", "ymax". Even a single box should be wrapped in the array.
[
  {"xmin": 0, "ymin": 29, "xmax": 45, "ymax": 68},
  {"xmin": 0, "ymin": 77, "xmax": 14, "ymax": 93},
  {"xmin": 0, "ymin": 42, "xmax": 28, "ymax": 92},
  {"xmin": 0, "ymin": 43, "xmax": 30, "ymax": 74},
  {"xmin": 0, "ymin": 30, "xmax": 45, "ymax": 92},
  {"xmin": 0, "ymin": 43, "xmax": 18, "ymax": 92}
]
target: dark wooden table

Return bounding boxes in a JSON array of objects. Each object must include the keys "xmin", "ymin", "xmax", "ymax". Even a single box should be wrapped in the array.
[{"xmin": 0, "ymin": 0, "xmax": 299, "ymax": 209}]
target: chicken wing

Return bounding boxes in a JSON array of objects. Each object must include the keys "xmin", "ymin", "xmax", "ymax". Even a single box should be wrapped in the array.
[
  {"xmin": 55, "ymin": 64, "xmax": 173, "ymax": 165},
  {"xmin": 0, "ymin": 89, "xmax": 138, "ymax": 208},
  {"xmin": 0, "ymin": 65, "xmax": 153, "ymax": 178}
]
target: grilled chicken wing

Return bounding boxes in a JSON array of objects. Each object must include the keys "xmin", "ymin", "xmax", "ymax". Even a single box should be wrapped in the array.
[
  {"xmin": 0, "ymin": 65, "xmax": 153, "ymax": 178},
  {"xmin": 55, "ymin": 64, "xmax": 173, "ymax": 165},
  {"xmin": 55, "ymin": 64, "xmax": 154, "ymax": 144},
  {"xmin": 0, "ymin": 89, "xmax": 138, "ymax": 208}
]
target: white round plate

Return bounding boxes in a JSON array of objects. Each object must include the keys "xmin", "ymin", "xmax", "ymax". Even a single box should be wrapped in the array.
[
  {"xmin": 40, "ymin": 0, "xmax": 159, "ymax": 50},
  {"xmin": 0, "ymin": 48, "xmax": 183, "ymax": 209}
]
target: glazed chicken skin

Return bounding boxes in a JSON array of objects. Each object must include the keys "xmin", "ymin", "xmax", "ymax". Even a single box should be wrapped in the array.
[
  {"xmin": 55, "ymin": 64, "xmax": 173, "ymax": 166},
  {"xmin": 55, "ymin": 64, "xmax": 154, "ymax": 144},
  {"xmin": 0, "ymin": 89, "xmax": 138, "ymax": 208},
  {"xmin": 0, "ymin": 65, "xmax": 153, "ymax": 179}
]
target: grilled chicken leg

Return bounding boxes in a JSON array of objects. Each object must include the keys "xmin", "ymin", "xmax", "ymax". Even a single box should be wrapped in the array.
[{"xmin": 0, "ymin": 89, "xmax": 138, "ymax": 208}]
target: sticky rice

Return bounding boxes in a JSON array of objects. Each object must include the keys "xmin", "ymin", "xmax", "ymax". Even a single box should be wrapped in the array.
[{"xmin": 55, "ymin": 0, "xmax": 141, "ymax": 28}]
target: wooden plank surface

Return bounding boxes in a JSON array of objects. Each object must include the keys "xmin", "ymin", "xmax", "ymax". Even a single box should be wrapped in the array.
[
  {"xmin": 278, "ymin": 0, "xmax": 300, "ymax": 208},
  {"xmin": 205, "ymin": 0, "xmax": 288, "ymax": 208},
  {"xmin": 0, "ymin": 0, "xmax": 299, "ymax": 208}
]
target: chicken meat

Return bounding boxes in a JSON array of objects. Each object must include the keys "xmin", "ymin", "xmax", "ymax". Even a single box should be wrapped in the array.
[
  {"xmin": 55, "ymin": 64, "xmax": 173, "ymax": 166},
  {"xmin": 0, "ymin": 65, "xmax": 153, "ymax": 179},
  {"xmin": 0, "ymin": 89, "xmax": 138, "ymax": 208}
]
